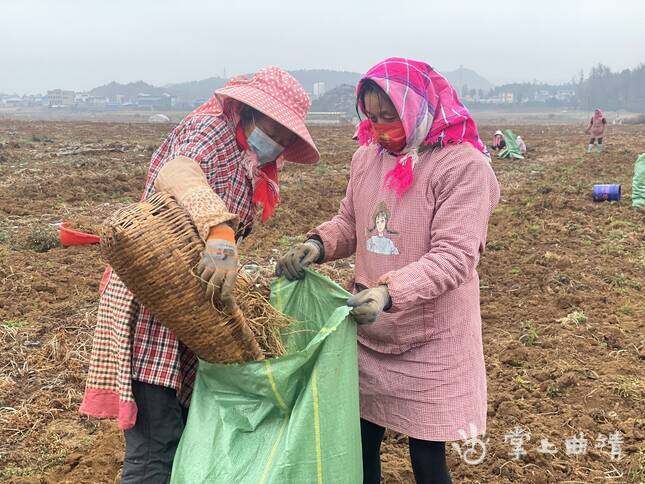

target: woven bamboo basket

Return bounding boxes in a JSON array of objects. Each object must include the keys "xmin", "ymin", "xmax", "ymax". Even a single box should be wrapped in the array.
[{"xmin": 100, "ymin": 192, "xmax": 263, "ymax": 363}]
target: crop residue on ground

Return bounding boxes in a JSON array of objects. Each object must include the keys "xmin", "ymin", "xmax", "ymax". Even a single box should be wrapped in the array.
[{"xmin": 0, "ymin": 121, "xmax": 643, "ymax": 483}]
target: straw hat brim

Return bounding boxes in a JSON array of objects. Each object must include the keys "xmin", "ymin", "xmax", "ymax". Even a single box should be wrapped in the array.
[{"xmin": 215, "ymin": 85, "xmax": 320, "ymax": 165}]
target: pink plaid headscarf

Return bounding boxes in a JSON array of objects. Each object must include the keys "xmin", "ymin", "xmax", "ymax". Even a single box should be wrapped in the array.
[{"xmin": 356, "ymin": 57, "xmax": 488, "ymax": 196}]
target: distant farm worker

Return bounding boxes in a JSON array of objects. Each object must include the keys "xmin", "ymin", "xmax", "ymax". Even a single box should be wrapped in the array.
[
  {"xmin": 80, "ymin": 67, "xmax": 319, "ymax": 483},
  {"xmin": 516, "ymin": 135, "xmax": 527, "ymax": 155},
  {"xmin": 492, "ymin": 129, "xmax": 505, "ymax": 150},
  {"xmin": 586, "ymin": 108, "xmax": 607, "ymax": 153},
  {"xmin": 277, "ymin": 57, "xmax": 500, "ymax": 484}
]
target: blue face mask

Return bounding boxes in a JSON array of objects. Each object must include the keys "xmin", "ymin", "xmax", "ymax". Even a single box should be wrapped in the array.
[{"xmin": 247, "ymin": 126, "xmax": 285, "ymax": 165}]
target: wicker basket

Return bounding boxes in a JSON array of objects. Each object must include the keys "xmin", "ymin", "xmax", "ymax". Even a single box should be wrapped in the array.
[{"xmin": 100, "ymin": 192, "xmax": 263, "ymax": 363}]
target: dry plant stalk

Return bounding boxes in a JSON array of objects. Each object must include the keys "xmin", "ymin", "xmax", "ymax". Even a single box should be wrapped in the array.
[{"xmin": 230, "ymin": 272, "xmax": 292, "ymax": 358}]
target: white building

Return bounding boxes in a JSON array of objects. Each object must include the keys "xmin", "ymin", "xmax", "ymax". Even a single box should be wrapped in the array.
[
  {"xmin": 555, "ymin": 90, "xmax": 575, "ymax": 102},
  {"xmin": 47, "ymin": 89, "xmax": 75, "ymax": 107},
  {"xmin": 501, "ymin": 92, "xmax": 514, "ymax": 104},
  {"xmin": 1, "ymin": 97, "xmax": 25, "ymax": 107},
  {"xmin": 75, "ymin": 93, "xmax": 90, "ymax": 103},
  {"xmin": 313, "ymin": 82, "xmax": 326, "ymax": 100}
]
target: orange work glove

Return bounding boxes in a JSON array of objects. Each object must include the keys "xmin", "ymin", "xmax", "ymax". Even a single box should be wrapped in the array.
[{"xmin": 196, "ymin": 224, "xmax": 238, "ymax": 310}]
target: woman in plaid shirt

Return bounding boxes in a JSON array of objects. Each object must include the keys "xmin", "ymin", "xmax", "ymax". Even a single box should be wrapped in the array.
[
  {"xmin": 279, "ymin": 58, "xmax": 500, "ymax": 483},
  {"xmin": 80, "ymin": 67, "xmax": 319, "ymax": 483}
]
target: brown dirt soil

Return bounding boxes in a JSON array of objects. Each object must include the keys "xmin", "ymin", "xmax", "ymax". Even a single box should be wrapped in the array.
[{"xmin": 1, "ymin": 120, "xmax": 643, "ymax": 483}]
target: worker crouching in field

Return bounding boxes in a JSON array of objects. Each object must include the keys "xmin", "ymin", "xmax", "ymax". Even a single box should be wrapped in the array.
[
  {"xmin": 586, "ymin": 108, "xmax": 607, "ymax": 153},
  {"xmin": 492, "ymin": 129, "xmax": 505, "ymax": 150},
  {"xmin": 278, "ymin": 58, "xmax": 500, "ymax": 484},
  {"xmin": 80, "ymin": 67, "xmax": 319, "ymax": 483}
]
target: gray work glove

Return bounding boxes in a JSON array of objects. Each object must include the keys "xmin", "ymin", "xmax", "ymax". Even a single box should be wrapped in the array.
[
  {"xmin": 196, "ymin": 238, "xmax": 239, "ymax": 311},
  {"xmin": 275, "ymin": 239, "xmax": 323, "ymax": 281},
  {"xmin": 347, "ymin": 285, "xmax": 391, "ymax": 324}
]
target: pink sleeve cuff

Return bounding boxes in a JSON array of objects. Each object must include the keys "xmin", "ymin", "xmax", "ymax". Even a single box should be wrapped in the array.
[
  {"xmin": 378, "ymin": 270, "xmax": 409, "ymax": 313},
  {"xmin": 307, "ymin": 225, "xmax": 355, "ymax": 263}
]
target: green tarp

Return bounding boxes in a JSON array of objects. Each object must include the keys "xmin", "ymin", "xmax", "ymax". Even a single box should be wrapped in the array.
[
  {"xmin": 171, "ymin": 269, "xmax": 362, "ymax": 484},
  {"xmin": 632, "ymin": 153, "xmax": 645, "ymax": 208},
  {"xmin": 497, "ymin": 129, "xmax": 524, "ymax": 159}
]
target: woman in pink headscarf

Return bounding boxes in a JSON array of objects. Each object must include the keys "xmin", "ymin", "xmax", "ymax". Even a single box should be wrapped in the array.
[
  {"xmin": 278, "ymin": 58, "xmax": 500, "ymax": 483},
  {"xmin": 586, "ymin": 108, "xmax": 607, "ymax": 153}
]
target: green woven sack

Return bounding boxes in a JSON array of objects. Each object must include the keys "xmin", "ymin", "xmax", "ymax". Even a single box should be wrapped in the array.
[
  {"xmin": 632, "ymin": 153, "xmax": 645, "ymax": 208},
  {"xmin": 498, "ymin": 129, "xmax": 524, "ymax": 159},
  {"xmin": 171, "ymin": 269, "xmax": 362, "ymax": 484}
]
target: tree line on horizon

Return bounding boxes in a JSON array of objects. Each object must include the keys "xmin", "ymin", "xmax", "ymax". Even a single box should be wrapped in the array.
[
  {"xmin": 464, "ymin": 64, "xmax": 645, "ymax": 112},
  {"xmin": 577, "ymin": 64, "xmax": 645, "ymax": 111}
]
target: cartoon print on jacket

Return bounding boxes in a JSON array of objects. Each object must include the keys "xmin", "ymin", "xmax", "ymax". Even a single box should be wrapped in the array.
[{"xmin": 366, "ymin": 201, "xmax": 400, "ymax": 255}]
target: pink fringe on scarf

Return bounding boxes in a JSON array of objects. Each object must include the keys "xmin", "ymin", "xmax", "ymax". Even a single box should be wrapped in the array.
[
  {"xmin": 384, "ymin": 154, "xmax": 415, "ymax": 197},
  {"xmin": 356, "ymin": 118, "xmax": 415, "ymax": 198}
]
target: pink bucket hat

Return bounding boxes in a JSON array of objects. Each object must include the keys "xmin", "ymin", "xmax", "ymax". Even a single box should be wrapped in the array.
[{"xmin": 215, "ymin": 67, "xmax": 320, "ymax": 165}]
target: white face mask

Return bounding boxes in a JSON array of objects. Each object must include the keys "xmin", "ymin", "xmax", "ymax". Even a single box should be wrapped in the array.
[{"xmin": 247, "ymin": 125, "xmax": 285, "ymax": 165}]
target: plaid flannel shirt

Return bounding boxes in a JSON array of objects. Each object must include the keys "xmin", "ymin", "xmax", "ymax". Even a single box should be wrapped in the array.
[{"xmin": 133, "ymin": 113, "xmax": 255, "ymax": 403}]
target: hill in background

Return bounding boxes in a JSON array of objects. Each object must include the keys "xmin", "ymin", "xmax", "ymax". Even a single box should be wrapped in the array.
[
  {"xmin": 310, "ymin": 84, "xmax": 357, "ymax": 115},
  {"xmin": 85, "ymin": 67, "xmax": 493, "ymax": 110},
  {"xmin": 164, "ymin": 69, "xmax": 362, "ymax": 102},
  {"xmin": 442, "ymin": 66, "xmax": 493, "ymax": 92},
  {"xmin": 287, "ymin": 69, "xmax": 361, "ymax": 92},
  {"xmin": 165, "ymin": 77, "xmax": 227, "ymax": 101},
  {"xmin": 89, "ymin": 81, "xmax": 165, "ymax": 98}
]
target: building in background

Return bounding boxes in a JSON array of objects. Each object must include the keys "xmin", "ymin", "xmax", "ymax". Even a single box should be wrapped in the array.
[
  {"xmin": 534, "ymin": 90, "xmax": 551, "ymax": 103},
  {"xmin": 306, "ymin": 111, "xmax": 350, "ymax": 125},
  {"xmin": 87, "ymin": 96, "xmax": 109, "ymax": 106},
  {"xmin": 72, "ymin": 93, "xmax": 109, "ymax": 107},
  {"xmin": 313, "ymin": 82, "xmax": 326, "ymax": 100},
  {"xmin": 1, "ymin": 97, "xmax": 26, "ymax": 107},
  {"xmin": 74, "ymin": 93, "xmax": 90, "ymax": 104},
  {"xmin": 501, "ymin": 92, "xmax": 514, "ymax": 104},
  {"xmin": 136, "ymin": 93, "xmax": 174, "ymax": 110},
  {"xmin": 555, "ymin": 90, "xmax": 575, "ymax": 102},
  {"xmin": 47, "ymin": 89, "xmax": 75, "ymax": 107},
  {"xmin": 23, "ymin": 94, "xmax": 44, "ymax": 106}
]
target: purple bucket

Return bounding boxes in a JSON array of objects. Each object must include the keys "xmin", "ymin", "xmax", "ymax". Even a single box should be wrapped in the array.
[{"xmin": 592, "ymin": 184, "xmax": 621, "ymax": 202}]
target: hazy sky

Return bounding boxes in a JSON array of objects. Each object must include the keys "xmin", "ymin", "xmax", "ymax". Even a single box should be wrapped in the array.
[{"xmin": 2, "ymin": 0, "xmax": 644, "ymax": 94}]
